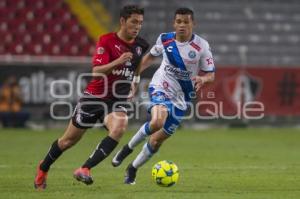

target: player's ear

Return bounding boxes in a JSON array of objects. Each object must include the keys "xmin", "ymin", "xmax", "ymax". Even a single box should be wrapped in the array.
[{"xmin": 120, "ymin": 17, "xmax": 126, "ymax": 26}]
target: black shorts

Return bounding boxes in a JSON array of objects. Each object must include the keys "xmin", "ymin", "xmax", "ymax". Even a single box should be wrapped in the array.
[{"xmin": 72, "ymin": 94, "xmax": 130, "ymax": 129}]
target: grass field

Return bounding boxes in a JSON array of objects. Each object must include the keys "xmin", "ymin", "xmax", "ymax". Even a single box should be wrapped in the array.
[{"xmin": 0, "ymin": 127, "xmax": 300, "ymax": 199}]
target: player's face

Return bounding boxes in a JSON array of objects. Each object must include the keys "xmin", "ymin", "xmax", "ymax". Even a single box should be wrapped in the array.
[
  {"xmin": 173, "ymin": 14, "xmax": 194, "ymax": 39},
  {"xmin": 121, "ymin": 14, "xmax": 144, "ymax": 39}
]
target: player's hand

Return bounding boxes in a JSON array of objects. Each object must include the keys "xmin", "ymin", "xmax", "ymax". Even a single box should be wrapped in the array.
[
  {"xmin": 115, "ymin": 52, "xmax": 133, "ymax": 65},
  {"xmin": 191, "ymin": 76, "xmax": 205, "ymax": 92},
  {"xmin": 128, "ymin": 82, "xmax": 138, "ymax": 101}
]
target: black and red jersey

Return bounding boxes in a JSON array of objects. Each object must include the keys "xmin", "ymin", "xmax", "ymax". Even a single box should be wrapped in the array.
[{"xmin": 85, "ymin": 32, "xmax": 149, "ymax": 100}]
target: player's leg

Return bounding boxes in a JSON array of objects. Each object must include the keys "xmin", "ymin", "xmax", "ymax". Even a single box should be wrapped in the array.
[
  {"xmin": 112, "ymin": 104, "xmax": 168, "ymax": 167},
  {"xmin": 124, "ymin": 105, "xmax": 169, "ymax": 184},
  {"xmin": 74, "ymin": 111, "xmax": 128, "ymax": 185},
  {"xmin": 124, "ymin": 104, "xmax": 185, "ymax": 184},
  {"xmin": 82, "ymin": 111, "xmax": 128, "ymax": 168},
  {"xmin": 34, "ymin": 121, "xmax": 86, "ymax": 189},
  {"xmin": 35, "ymin": 96, "xmax": 98, "ymax": 189},
  {"xmin": 112, "ymin": 122, "xmax": 150, "ymax": 167},
  {"xmin": 125, "ymin": 129, "xmax": 169, "ymax": 184}
]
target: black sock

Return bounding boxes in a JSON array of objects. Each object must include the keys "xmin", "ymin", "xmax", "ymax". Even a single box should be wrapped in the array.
[
  {"xmin": 117, "ymin": 144, "xmax": 133, "ymax": 161},
  {"xmin": 40, "ymin": 140, "xmax": 63, "ymax": 172},
  {"xmin": 82, "ymin": 136, "xmax": 118, "ymax": 169}
]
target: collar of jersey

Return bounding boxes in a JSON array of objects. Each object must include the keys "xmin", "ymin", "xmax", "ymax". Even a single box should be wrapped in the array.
[{"xmin": 173, "ymin": 32, "xmax": 195, "ymax": 45}]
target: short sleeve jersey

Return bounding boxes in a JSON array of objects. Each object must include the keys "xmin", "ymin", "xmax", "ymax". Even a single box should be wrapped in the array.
[
  {"xmin": 85, "ymin": 32, "xmax": 149, "ymax": 100},
  {"xmin": 149, "ymin": 32, "xmax": 215, "ymax": 110}
]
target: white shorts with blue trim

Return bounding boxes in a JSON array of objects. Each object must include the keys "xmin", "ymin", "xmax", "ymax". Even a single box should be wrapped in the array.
[{"xmin": 148, "ymin": 87, "xmax": 186, "ymax": 135}]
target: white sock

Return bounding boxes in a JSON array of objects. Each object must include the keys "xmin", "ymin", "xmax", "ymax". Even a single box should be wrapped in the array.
[
  {"xmin": 132, "ymin": 142, "xmax": 155, "ymax": 168},
  {"xmin": 128, "ymin": 122, "xmax": 151, "ymax": 149}
]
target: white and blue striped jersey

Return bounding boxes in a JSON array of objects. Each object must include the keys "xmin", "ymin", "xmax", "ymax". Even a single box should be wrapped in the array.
[{"xmin": 149, "ymin": 32, "xmax": 215, "ymax": 110}]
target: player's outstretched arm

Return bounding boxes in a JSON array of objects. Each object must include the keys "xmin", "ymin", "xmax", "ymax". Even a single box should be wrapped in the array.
[
  {"xmin": 135, "ymin": 52, "xmax": 157, "ymax": 76},
  {"xmin": 192, "ymin": 72, "xmax": 215, "ymax": 92},
  {"xmin": 92, "ymin": 52, "xmax": 133, "ymax": 76},
  {"xmin": 128, "ymin": 53, "xmax": 157, "ymax": 99}
]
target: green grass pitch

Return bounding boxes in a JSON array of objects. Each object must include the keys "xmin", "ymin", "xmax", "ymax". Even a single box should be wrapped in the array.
[{"xmin": 0, "ymin": 127, "xmax": 300, "ymax": 199}]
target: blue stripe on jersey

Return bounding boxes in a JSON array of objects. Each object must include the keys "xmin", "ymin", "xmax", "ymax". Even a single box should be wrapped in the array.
[{"xmin": 161, "ymin": 32, "xmax": 194, "ymax": 101}]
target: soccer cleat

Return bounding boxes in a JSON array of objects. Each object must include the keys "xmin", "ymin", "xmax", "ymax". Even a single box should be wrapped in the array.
[
  {"xmin": 34, "ymin": 161, "xmax": 48, "ymax": 190},
  {"xmin": 73, "ymin": 167, "xmax": 93, "ymax": 185},
  {"xmin": 124, "ymin": 163, "xmax": 137, "ymax": 185},
  {"xmin": 112, "ymin": 144, "xmax": 133, "ymax": 167}
]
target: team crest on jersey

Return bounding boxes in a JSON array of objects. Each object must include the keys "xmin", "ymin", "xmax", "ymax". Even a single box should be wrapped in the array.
[
  {"xmin": 97, "ymin": 47, "xmax": 105, "ymax": 54},
  {"xmin": 188, "ymin": 50, "xmax": 196, "ymax": 58},
  {"xmin": 136, "ymin": 46, "xmax": 142, "ymax": 56}
]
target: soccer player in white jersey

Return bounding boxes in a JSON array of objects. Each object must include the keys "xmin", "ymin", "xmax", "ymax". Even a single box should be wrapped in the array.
[{"xmin": 112, "ymin": 7, "xmax": 216, "ymax": 184}]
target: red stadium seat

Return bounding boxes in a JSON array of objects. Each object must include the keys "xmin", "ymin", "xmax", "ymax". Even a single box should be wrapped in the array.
[
  {"xmin": 30, "ymin": 33, "xmax": 45, "ymax": 45},
  {"xmin": 0, "ymin": 0, "xmax": 95, "ymax": 57},
  {"xmin": 14, "ymin": 8, "xmax": 28, "ymax": 19},
  {"xmin": 0, "ymin": 8, "xmax": 12, "ymax": 19},
  {"xmin": 8, "ymin": 42, "xmax": 25, "ymax": 55},
  {"xmin": 24, "ymin": 0, "xmax": 44, "ymax": 9},
  {"xmin": 33, "ymin": 8, "xmax": 50, "ymax": 20}
]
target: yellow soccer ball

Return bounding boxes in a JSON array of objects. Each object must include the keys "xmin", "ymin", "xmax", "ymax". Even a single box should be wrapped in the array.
[{"xmin": 152, "ymin": 160, "xmax": 179, "ymax": 187}]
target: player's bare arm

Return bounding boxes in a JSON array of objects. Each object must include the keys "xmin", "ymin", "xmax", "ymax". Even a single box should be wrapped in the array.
[
  {"xmin": 192, "ymin": 72, "xmax": 215, "ymax": 92},
  {"xmin": 136, "ymin": 52, "xmax": 157, "ymax": 75},
  {"xmin": 129, "ymin": 52, "xmax": 157, "ymax": 98}
]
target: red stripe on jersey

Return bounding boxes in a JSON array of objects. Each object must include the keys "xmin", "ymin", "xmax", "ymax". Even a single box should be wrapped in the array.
[
  {"xmin": 162, "ymin": 39, "xmax": 175, "ymax": 46},
  {"xmin": 190, "ymin": 42, "xmax": 201, "ymax": 51}
]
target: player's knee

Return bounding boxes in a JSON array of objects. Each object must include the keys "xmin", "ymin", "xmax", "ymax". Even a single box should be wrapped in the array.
[
  {"xmin": 109, "ymin": 125, "xmax": 126, "ymax": 140},
  {"xmin": 149, "ymin": 139, "xmax": 162, "ymax": 151},
  {"xmin": 58, "ymin": 138, "xmax": 77, "ymax": 150}
]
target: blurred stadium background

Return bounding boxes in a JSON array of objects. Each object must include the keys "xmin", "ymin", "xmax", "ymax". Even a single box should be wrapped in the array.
[
  {"xmin": 0, "ymin": 0, "xmax": 300, "ymax": 129},
  {"xmin": 1, "ymin": 1, "xmax": 300, "ymax": 198}
]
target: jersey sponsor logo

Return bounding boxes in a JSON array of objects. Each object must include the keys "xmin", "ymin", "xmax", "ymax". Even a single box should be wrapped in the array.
[
  {"xmin": 164, "ymin": 65, "xmax": 192, "ymax": 80},
  {"xmin": 136, "ymin": 46, "xmax": 142, "ymax": 56},
  {"xmin": 112, "ymin": 67, "xmax": 133, "ymax": 78},
  {"xmin": 97, "ymin": 47, "xmax": 105, "ymax": 54},
  {"xmin": 161, "ymin": 32, "xmax": 194, "ymax": 102},
  {"xmin": 188, "ymin": 50, "xmax": 196, "ymax": 58},
  {"xmin": 167, "ymin": 46, "xmax": 173, "ymax": 52}
]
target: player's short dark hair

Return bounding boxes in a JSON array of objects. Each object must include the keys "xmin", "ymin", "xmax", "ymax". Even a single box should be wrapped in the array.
[
  {"xmin": 174, "ymin": 7, "xmax": 194, "ymax": 20},
  {"xmin": 120, "ymin": 5, "xmax": 144, "ymax": 20}
]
